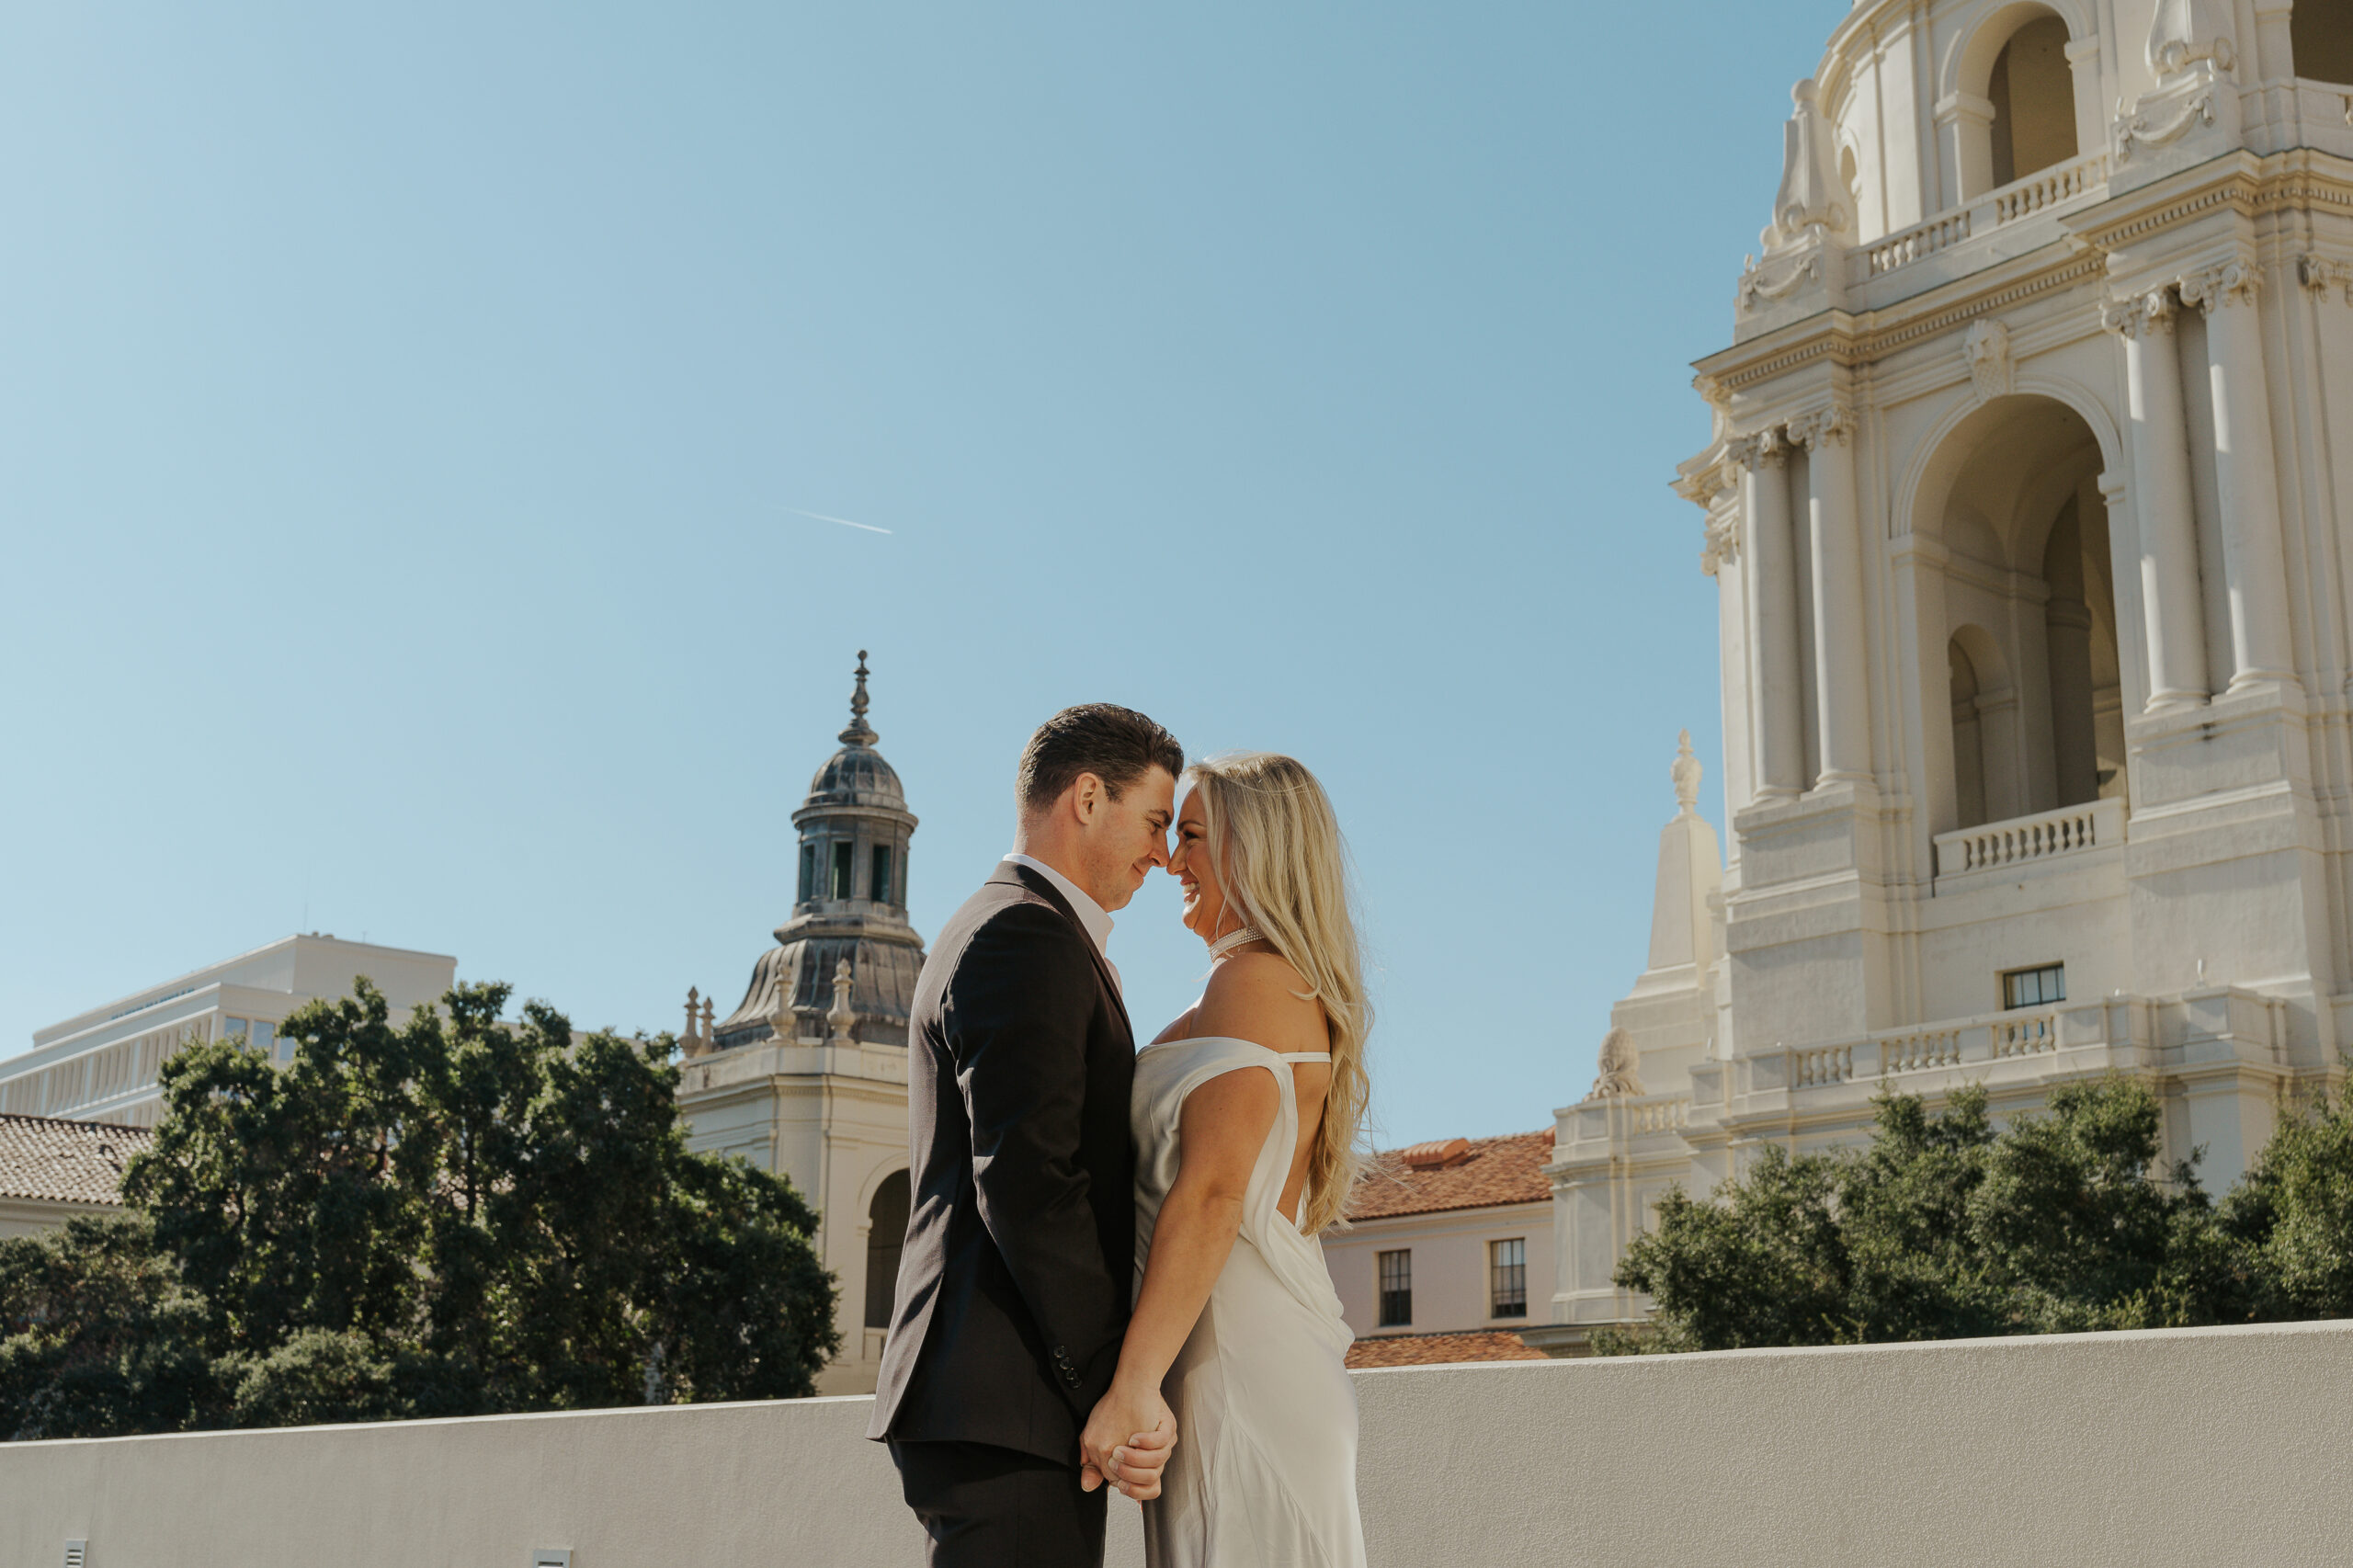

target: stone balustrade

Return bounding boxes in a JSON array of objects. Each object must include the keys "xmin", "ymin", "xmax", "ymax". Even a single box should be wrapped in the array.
[
  {"xmin": 1934, "ymin": 796, "xmax": 2124, "ymax": 881},
  {"xmin": 1859, "ymin": 149, "xmax": 2111, "ymax": 281},
  {"xmin": 6, "ymin": 1324, "xmax": 2348, "ymax": 1565}
]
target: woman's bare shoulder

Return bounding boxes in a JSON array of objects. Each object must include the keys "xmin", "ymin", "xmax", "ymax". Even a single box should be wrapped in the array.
[
  {"xmin": 1195, "ymin": 951, "xmax": 1325, "ymax": 1051},
  {"xmin": 1151, "ymin": 1002, "xmax": 1204, "ymax": 1046}
]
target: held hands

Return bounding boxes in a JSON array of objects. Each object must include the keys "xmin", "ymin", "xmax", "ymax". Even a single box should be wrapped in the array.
[{"xmin": 1077, "ymin": 1380, "xmax": 1177, "ymax": 1502}]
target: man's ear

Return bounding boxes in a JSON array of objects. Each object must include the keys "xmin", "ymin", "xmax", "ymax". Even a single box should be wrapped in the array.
[{"xmin": 1070, "ymin": 773, "xmax": 1103, "ymax": 824}]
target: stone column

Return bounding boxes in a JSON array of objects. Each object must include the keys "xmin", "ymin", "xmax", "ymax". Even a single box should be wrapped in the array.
[
  {"xmin": 2109, "ymin": 288, "xmax": 2209, "ymax": 710},
  {"xmin": 2185, "ymin": 260, "xmax": 2297, "ymax": 688},
  {"xmin": 1742, "ymin": 431, "xmax": 1803, "ymax": 796},
  {"xmin": 1797, "ymin": 405, "xmax": 1870, "ymax": 784}
]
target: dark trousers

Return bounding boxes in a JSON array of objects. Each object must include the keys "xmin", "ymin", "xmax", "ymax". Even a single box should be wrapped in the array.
[{"xmin": 889, "ymin": 1439, "xmax": 1107, "ymax": 1568}]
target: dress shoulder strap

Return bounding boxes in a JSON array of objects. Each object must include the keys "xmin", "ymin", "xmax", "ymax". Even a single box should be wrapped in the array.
[{"xmin": 1277, "ymin": 1051, "xmax": 1331, "ymax": 1062}]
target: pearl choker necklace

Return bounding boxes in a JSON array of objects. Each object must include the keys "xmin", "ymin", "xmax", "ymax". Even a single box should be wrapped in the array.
[{"xmin": 1205, "ymin": 926, "xmax": 1264, "ymax": 962}]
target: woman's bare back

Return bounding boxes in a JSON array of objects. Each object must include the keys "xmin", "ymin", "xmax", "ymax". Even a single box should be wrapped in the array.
[{"xmin": 1154, "ymin": 947, "xmax": 1331, "ymax": 1224}]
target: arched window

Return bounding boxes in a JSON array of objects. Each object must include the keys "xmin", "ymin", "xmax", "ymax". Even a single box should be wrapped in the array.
[
  {"xmin": 870, "ymin": 843, "xmax": 893, "ymax": 904},
  {"xmin": 2294, "ymin": 0, "xmax": 2353, "ymax": 85},
  {"xmin": 798, "ymin": 842, "xmax": 816, "ymax": 903},
  {"xmin": 864, "ymin": 1170, "xmax": 911, "ymax": 1330},
  {"xmin": 1989, "ymin": 15, "xmax": 2077, "ymax": 187},
  {"xmin": 831, "ymin": 839, "xmax": 853, "ymax": 900}
]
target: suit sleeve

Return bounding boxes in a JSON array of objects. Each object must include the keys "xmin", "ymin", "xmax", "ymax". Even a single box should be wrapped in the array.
[{"xmin": 945, "ymin": 903, "xmax": 1126, "ymax": 1419}]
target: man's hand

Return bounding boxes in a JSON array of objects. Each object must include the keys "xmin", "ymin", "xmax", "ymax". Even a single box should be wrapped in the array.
[{"xmin": 1078, "ymin": 1381, "xmax": 1177, "ymax": 1502}]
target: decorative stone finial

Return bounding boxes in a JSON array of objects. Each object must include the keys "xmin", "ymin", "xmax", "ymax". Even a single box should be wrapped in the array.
[
  {"xmin": 1672, "ymin": 730, "xmax": 1701, "ymax": 814},
  {"xmin": 839, "ymin": 651, "xmax": 879, "ymax": 748},
  {"xmin": 699, "ymin": 995, "xmax": 715, "ymax": 1039},
  {"xmin": 827, "ymin": 957, "xmax": 858, "ymax": 1046},
  {"xmin": 682, "ymin": 986, "xmax": 710, "ymax": 1059},
  {"xmin": 1587, "ymin": 1028, "xmax": 1647, "ymax": 1100}
]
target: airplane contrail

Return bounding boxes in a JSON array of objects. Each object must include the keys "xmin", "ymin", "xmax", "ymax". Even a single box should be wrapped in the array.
[{"xmin": 785, "ymin": 506, "xmax": 893, "ymax": 536}]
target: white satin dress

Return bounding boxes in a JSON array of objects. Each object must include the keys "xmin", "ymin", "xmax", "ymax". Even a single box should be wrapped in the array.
[{"xmin": 1131, "ymin": 1037, "xmax": 1367, "ymax": 1568}]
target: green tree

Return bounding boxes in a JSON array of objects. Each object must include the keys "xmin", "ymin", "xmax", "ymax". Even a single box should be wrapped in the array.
[
  {"xmin": 0, "ymin": 1212, "xmax": 218, "ymax": 1440},
  {"xmin": 1608, "ymin": 1078, "xmax": 2228, "ymax": 1353},
  {"xmin": 2219, "ymin": 1087, "xmax": 2353, "ymax": 1319},
  {"xmin": 0, "ymin": 978, "xmax": 837, "ymax": 1438}
]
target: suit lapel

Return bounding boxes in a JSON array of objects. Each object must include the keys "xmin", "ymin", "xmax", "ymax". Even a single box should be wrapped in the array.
[{"xmin": 992, "ymin": 863, "xmax": 1134, "ymax": 1044}]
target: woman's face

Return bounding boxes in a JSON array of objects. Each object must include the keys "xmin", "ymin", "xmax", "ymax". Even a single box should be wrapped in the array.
[{"xmin": 1168, "ymin": 782, "xmax": 1229, "ymax": 941}]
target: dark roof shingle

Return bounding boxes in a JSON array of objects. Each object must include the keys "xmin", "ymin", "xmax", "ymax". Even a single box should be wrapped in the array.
[
  {"xmin": 1346, "ymin": 1330, "xmax": 1549, "ymax": 1369},
  {"xmin": 1343, "ymin": 1129, "xmax": 1552, "ymax": 1221},
  {"xmin": 0, "ymin": 1114, "xmax": 152, "ymax": 1206}
]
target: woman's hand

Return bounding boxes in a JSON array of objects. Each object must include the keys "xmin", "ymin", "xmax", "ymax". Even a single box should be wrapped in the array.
[{"xmin": 1078, "ymin": 1380, "xmax": 1177, "ymax": 1501}]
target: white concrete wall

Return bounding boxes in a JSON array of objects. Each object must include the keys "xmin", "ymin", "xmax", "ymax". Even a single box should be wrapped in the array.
[{"xmin": 5, "ymin": 1321, "xmax": 2347, "ymax": 1566}]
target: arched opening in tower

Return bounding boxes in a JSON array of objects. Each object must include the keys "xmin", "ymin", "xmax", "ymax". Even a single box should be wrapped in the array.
[
  {"xmin": 1988, "ymin": 13, "xmax": 2077, "ymax": 187},
  {"xmin": 864, "ymin": 1168, "xmax": 911, "ymax": 1330},
  {"xmin": 1921, "ymin": 395, "xmax": 2124, "ymax": 837}
]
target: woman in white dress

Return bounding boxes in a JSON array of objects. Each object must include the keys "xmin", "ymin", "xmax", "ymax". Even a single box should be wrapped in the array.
[{"xmin": 1077, "ymin": 752, "xmax": 1372, "ymax": 1568}]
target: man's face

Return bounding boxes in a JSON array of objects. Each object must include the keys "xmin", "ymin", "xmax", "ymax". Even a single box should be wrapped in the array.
[{"xmin": 1079, "ymin": 765, "xmax": 1176, "ymax": 913}]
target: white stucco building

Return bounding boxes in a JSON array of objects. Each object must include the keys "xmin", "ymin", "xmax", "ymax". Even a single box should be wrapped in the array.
[
  {"xmin": 1534, "ymin": 0, "xmax": 2353, "ymax": 1350},
  {"xmin": 674, "ymin": 654, "xmax": 923, "ymax": 1396},
  {"xmin": 0, "ymin": 935, "xmax": 457, "ymax": 1129}
]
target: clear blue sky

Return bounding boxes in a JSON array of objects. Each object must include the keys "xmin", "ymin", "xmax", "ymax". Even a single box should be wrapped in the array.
[{"xmin": 2, "ymin": 3, "xmax": 1835, "ymax": 1148}]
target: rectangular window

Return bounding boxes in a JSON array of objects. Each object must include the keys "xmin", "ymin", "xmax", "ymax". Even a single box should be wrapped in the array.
[
  {"xmin": 2003, "ymin": 963, "xmax": 2065, "ymax": 1009},
  {"xmin": 251, "ymin": 1020, "xmax": 277, "ymax": 1060},
  {"xmin": 222, "ymin": 1017, "xmax": 249, "ymax": 1040},
  {"xmin": 799, "ymin": 844, "xmax": 816, "ymax": 903},
  {"xmin": 1490, "ymin": 1237, "xmax": 1528, "ymax": 1318},
  {"xmin": 832, "ymin": 840, "xmax": 853, "ymax": 900},
  {"xmin": 870, "ymin": 844, "xmax": 892, "ymax": 904},
  {"xmin": 1377, "ymin": 1249, "xmax": 1412, "ymax": 1327}
]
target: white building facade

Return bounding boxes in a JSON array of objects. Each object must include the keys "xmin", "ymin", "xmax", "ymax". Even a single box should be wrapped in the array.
[
  {"xmin": 1538, "ymin": 0, "xmax": 2353, "ymax": 1349},
  {"xmin": 0, "ymin": 935, "xmax": 457, "ymax": 1129}
]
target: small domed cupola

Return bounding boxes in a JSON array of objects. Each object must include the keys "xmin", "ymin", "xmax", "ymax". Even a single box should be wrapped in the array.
[{"xmin": 710, "ymin": 653, "xmax": 926, "ymax": 1051}]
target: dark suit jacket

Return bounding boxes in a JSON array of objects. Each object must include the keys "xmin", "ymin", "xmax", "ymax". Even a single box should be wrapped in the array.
[{"xmin": 868, "ymin": 861, "xmax": 1137, "ymax": 1464}]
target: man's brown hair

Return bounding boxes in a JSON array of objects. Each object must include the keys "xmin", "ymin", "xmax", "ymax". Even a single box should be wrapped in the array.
[{"xmin": 1017, "ymin": 704, "xmax": 1185, "ymax": 813}]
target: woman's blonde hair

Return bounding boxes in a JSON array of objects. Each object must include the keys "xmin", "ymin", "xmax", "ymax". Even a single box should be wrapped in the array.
[{"xmin": 1185, "ymin": 751, "xmax": 1370, "ymax": 1235}]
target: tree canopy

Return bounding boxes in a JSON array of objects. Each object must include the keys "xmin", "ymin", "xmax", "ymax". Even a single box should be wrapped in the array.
[
  {"xmin": 1, "ymin": 980, "xmax": 836, "ymax": 1439},
  {"xmin": 1605, "ymin": 1076, "xmax": 2353, "ymax": 1354}
]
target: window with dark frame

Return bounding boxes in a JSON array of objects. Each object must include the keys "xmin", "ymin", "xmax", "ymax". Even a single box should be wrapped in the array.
[
  {"xmin": 832, "ymin": 840, "xmax": 854, "ymax": 900},
  {"xmin": 1489, "ymin": 1237, "xmax": 1528, "ymax": 1318},
  {"xmin": 1377, "ymin": 1249, "xmax": 1412, "ymax": 1327},
  {"xmin": 871, "ymin": 844, "xmax": 892, "ymax": 904},
  {"xmin": 2003, "ymin": 962, "xmax": 2065, "ymax": 1009},
  {"xmin": 799, "ymin": 844, "xmax": 816, "ymax": 903}
]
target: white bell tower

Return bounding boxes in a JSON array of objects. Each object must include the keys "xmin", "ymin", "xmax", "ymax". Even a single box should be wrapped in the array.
[{"xmin": 1539, "ymin": 0, "xmax": 2353, "ymax": 1351}]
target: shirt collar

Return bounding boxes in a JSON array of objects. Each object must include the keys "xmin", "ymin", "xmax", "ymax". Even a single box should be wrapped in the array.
[{"xmin": 1002, "ymin": 853, "xmax": 1114, "ymax": 958}]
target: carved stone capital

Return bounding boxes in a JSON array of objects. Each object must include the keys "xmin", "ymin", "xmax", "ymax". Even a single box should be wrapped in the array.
[
  {"xmin": 2102, "ymin": 288, "xmax": 2178, "ymax": 339},
  {"xmin": 1701, "ymin": 507, "xmax": 1743, "ymax": 577},
  {"xmin": 2180, "ymin": 258, "xmax": 2261, "ymax": 311},
  {"xmin": 1789, "ymin": 403, "xmax": 1857, "ymax": 449},
  {"xmin": 2298, "ymin": 255, "xmax": 2353, "ymax": 304},
  {"xmin": 1732, "ymin": 427, "xmax": 1790, "ymax": 472}
]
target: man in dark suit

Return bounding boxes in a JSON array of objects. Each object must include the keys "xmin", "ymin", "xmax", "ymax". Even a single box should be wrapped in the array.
[{"xmin": 870, "ymin": 703, "xmax": 1186, "ymax": 1568}]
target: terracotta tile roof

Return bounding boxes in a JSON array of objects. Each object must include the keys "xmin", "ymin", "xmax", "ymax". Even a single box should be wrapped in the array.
[
  {"xmin": 1346, "ymin": 1330, "xmax": 1550, "ymax": 1369},
  {"xmin": 0, "ymin": 1114, "xmax": 152, "ymax": 1206},
  {"xmin": 1343, "ymin": 1129, "xmax": 1552, "ymax": 1221}
]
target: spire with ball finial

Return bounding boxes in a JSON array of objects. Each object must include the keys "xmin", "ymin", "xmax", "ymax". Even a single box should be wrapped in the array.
[{"xmin": 839, "ymin": 651, "xmax": 879, "ymax": 748}]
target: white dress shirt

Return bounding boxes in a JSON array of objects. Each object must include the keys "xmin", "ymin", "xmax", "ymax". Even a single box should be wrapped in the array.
[{"xmin": 1002, "ymin": 853, "xmax": 1120, "ymax": 992}]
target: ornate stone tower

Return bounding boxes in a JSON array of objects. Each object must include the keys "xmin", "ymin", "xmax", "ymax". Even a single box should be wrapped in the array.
[
  {"xmin": 1537, "ymin": 0, "xmax": 2353, "ymax": 1352},
  {"xmin": 676, "ymin": 653, "xmax": 924, "ymax": 1395}
]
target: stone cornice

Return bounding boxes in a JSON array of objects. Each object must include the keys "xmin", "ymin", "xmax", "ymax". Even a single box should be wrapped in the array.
[
  {"xmin": 1692, "ymin": 249, "xmax": 2104, "ymax": 397},
  {"xmin": 2064, "ymin": 148, "xmax": 2353, "ymax": 257},
  {"xmin": 1691, "ymin": 147, "xmax": 2353, "ymax": 399}
]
